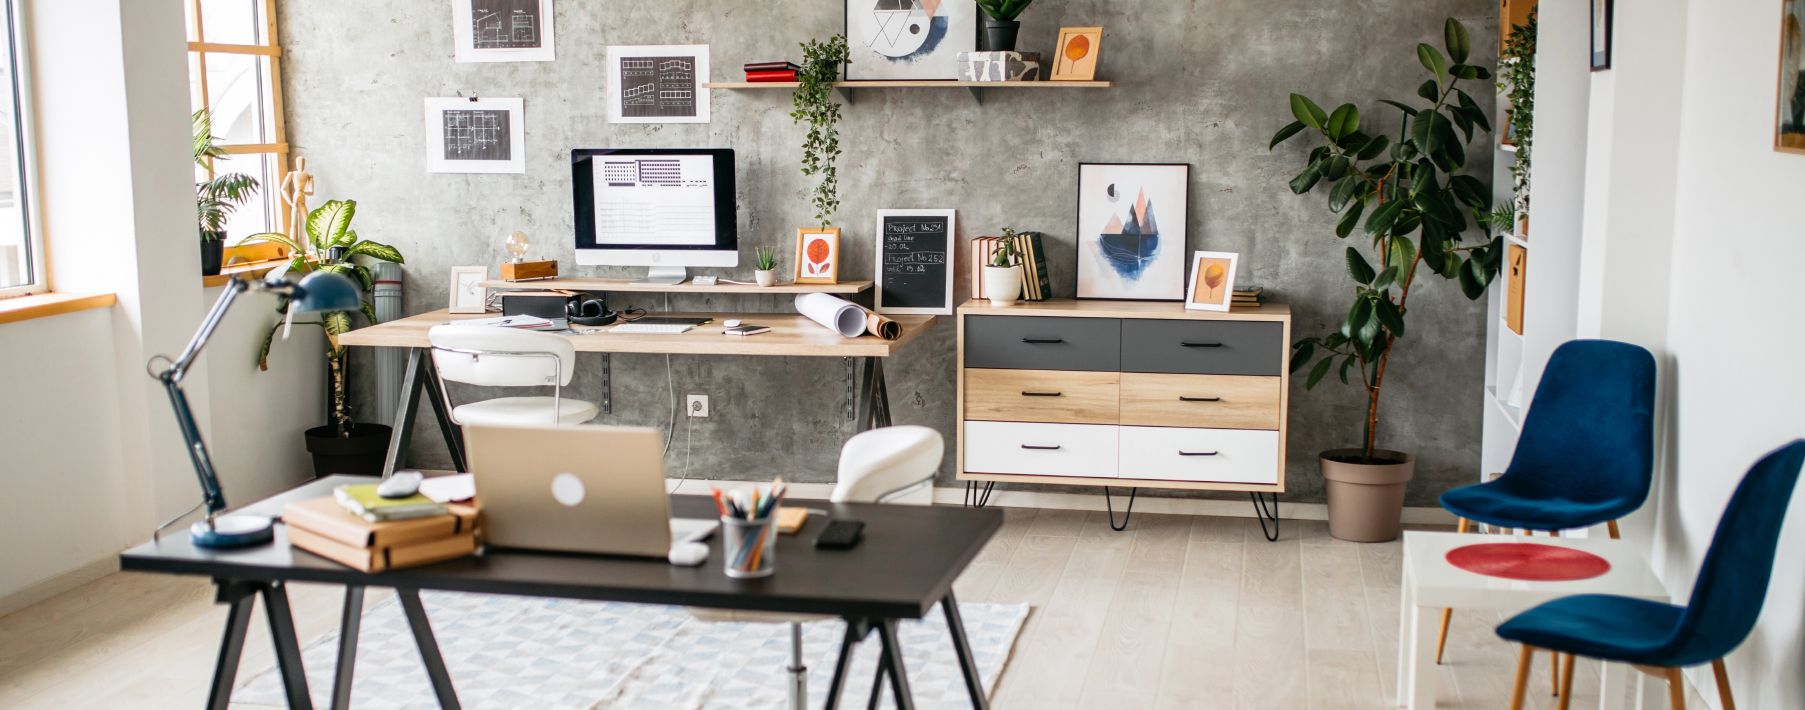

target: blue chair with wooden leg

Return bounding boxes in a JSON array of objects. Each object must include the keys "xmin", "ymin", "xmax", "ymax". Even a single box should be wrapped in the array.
[
  {"xmin": 1498, "ymin": 439, "xmax": 1805, "ymax": 710},
  {"xmin": 1433, "ymin": 339, "xmax": 1657, "ymax": 694}
]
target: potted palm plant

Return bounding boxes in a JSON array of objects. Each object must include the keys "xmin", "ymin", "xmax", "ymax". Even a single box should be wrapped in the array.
[
  {"xmin": 244, "ymin": 199, "xmax": 406, "ymax": 476},
  {"xmin": 975, "ymin": 0, "xmax": 1034, "ymax": 52},
  {"xmin": 193, "ymin": 109, "xmax": 259, "ymax": 276},
  {"xmin": 984, "ymin": 229, "xmax": 1024, "ymax": 306},
  {"xmin": 1271, "ymin": 18, "xmax": 1504, "ymax": 541}
]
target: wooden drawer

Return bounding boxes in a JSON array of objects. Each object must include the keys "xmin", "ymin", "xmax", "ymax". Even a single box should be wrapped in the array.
[
  {"xmin": 1118, "ymin": 426, "xmax": 1280, "ymax": 485},
  {"xmin": 1119, "ymin": 373, "xmax": 1281, "ymax": 430},
  {"xmin": 963, "ymin": 315, "xmax": 1121, "ymax": 372},
  {"xmin": 964, "ymin": 368, "xmax": 1119, "ymax": 425},
  {"xmin": 964, "ymin": 421, "xmax": 1118, "ymax": 478},
  {"xmin": 1120, "ymin": 319, "xmax": 1283, "ymax": 376}
]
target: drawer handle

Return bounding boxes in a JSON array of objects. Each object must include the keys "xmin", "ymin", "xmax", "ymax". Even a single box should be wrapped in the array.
[
  {"xmin": 1020, "ymin": 444, "xmax": 1063, "ymax": 451},
  {"xmin": 1021, "ymin": 391, "xmax": 1064, "ymax": 397},
  {"xmin": 1178, "ymin": 450, "xmax": 1220, "ymax": 457},
  {"xmin": 1181, "ymin": 341, "xmax": 1224, "ymax": 348},
  {"xmin": 1021, "ymin": 337, "xmax": 1065, "ymax": 344},
  {"xmin": 1178, "ymin": 396, "xmax": 1222, "ymax": 402}
]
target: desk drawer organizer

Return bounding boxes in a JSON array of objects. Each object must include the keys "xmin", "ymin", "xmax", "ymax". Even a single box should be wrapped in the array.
[{"xmin": 956, "ymin": 300, "xmax": 1292, "ymax": 493}]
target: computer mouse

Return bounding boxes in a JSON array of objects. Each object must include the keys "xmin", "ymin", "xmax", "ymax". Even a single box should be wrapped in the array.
[
  {"xmin": 723, "ymin": 319, "xmax": 742, "ymax": 328},
  {"xmin": 668, "ymin": 541, "xmax": 710, "ymax": 567},
  {"xmin": 378, "ymin": 471, "xmax": 424, "ymax": 499}
]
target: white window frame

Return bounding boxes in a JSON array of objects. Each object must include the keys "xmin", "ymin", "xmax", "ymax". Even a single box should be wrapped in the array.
[{"xmin": 0, "ymin": 0, "xmax": 45, "ymax": 299}]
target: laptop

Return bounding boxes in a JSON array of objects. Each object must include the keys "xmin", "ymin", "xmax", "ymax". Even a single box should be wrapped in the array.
[{"xmin": 466, "ymin": 424, "xmax": 716, "ymax": 558}]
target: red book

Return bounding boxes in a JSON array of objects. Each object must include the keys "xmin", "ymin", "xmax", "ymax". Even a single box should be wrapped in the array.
[{"xmin": 745, "ymin": 70, "xmax": 798, "ymax": 81}]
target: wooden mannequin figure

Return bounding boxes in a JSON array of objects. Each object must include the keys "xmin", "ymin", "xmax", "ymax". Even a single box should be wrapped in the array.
[{"xmin": 279, "ymin": 156, "xmax": 315, "ymax": 244}]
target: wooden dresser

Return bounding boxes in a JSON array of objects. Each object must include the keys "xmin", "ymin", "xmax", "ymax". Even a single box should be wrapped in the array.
[{"xmin": 956, "ymin": 299, "xmax": 1292, "ymax": 493}]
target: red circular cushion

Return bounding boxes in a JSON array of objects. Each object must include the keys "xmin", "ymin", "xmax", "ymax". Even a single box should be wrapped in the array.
[{"xmin": 1445, "ymin": 543, "xmax": 1611, "ymax": 581}]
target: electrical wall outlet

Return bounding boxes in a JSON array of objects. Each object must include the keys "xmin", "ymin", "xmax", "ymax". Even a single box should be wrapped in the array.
[{"xmin": 687, "ymin": 394, "xmax": 709, "ymax": 418}]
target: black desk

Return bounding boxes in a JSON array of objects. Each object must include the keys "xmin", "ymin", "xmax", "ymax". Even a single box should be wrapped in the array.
[{"xmin": 120, "ymin": 475, "xmax": 1003, "ymax": 710}]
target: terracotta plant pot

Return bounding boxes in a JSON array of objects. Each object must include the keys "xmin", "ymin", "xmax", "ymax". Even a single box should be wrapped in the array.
[
  {"xmin": 1320, "ymin": 448, "xmax": 1415, "ymax": 542},
  {"xmin": 984, "ymin": 265, "xmax": 1023, "ymax": 306}
]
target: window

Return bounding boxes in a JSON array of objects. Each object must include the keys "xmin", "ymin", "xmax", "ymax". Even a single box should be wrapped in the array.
[
  {"xmin": 186, "ymin": 0, "xmax": 288, "ymax": 244},
  {"xmin": 0, "ymin": 0, "xmax": 41, "ymax": 297}
]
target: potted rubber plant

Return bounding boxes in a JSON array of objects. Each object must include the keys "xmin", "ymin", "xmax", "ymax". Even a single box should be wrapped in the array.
[
  {"xmin": 754, "ymin": 246, "xmax": 779, "ymax": 287},
  {"xmin": 984, "ymin": 229, "xmax": 1024, "ymax": 306},
  {"xmin": 792, "ymin": 35, "xmax": 849, "ymax": 230},
  {"xmin": 193, "ymin": 109, "xmax": 259, "ymax": 276},
  {"xmin": 975, "ymin": 0, "xmax": 1034, "ymax": 52},
  {"xmin": 243, "ymin": 199, "xmax": 406, "ymax": 476},
  {"xmin": 1271, "ymin": 18, "xmax": 1504, "ymax": 541}
]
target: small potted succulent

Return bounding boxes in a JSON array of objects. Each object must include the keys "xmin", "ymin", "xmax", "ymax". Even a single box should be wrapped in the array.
[
  {"xmin": 193, "ymin": 109, "xmax": 259, "ymax": 276},
  {"xmin": 984, "ymin": 229, "xmax": 1024, "ymax": 306},
  {"xmin": 975, "ymin": 0, "xmax": 1034, "ymax": 52},
  {"xmin": 754, "ymin": 246, "xmax": 779, "ymax": 287}
]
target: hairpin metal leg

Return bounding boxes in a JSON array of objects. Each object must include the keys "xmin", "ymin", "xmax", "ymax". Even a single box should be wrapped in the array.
[
  {"xmin": 1250, "ymin": 492, "xmax": 1281, "ymax": 542},
  {"xmin": 964, "ymin": 481, "xmax": 996, "ymax": 508},
  {"xmin": 1104, "ymin": 487, "xmax": 1137, "ymax": 531}
]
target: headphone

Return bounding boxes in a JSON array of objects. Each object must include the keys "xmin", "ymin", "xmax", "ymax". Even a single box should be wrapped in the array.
[{"xmin": 566, "ymin": 293, "xmax": 618, "ymax": 326}]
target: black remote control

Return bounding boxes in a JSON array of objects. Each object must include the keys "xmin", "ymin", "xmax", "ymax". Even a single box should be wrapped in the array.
[{"xmin": 814, "ymin": 518, "xmax": 865, "ymax": 549}]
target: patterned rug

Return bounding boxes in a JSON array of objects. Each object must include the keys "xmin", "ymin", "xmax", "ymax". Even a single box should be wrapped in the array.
[{"xmin": 233, "ymin": 590, "xmax": 1028, "ymax": 709}]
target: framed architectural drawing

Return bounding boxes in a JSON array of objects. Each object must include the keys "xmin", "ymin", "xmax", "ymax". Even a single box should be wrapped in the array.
[
  {"xmin": 844, "ymin": 0, "xmax": 978, "ymax": 80},
  {"xmin": 423, "ymin": 97, "xmax": 526, "ymax": 174},
  {"xmin": 1075, "ymin": 162, "xmax": 1190, "ymax": 301},
  {"xmin": 453, "ymin": 0, "xmax": 555, "ymax": 63},
  {"xmin": 606, "ymin": 45, "xmax": 710, "ymax": 124}
]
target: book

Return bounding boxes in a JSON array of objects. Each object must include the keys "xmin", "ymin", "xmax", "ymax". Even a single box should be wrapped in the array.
[
  {"xmin": 745, "ymin": 69, "xmax": 798, "ymax": 81},
  {"xmin": 288, "ymin": 525, "xmax": 476, "ymax": 572},
  {"xmin": 970, "ymin": 232, "xmax": 1050, "ymax": 301},
  {"xmin": 334, "ymin": 483, "xmax": 448, "ymax": 522},
  {"xmin": 743, "ymin": 61, "xmax": 799, "ymax": 72},
  {"xmin": 283, "ymin": 496, "xmax": 477, "ymax": 550}
]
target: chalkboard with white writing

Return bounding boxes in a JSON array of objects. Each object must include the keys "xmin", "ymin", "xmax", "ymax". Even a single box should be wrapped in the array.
[{"xmin": 874, "ymin": 209, "xmax": 956, "ymax": 314}]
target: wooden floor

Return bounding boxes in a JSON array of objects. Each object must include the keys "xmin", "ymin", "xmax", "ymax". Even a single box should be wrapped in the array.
[{"xmin": 0, "ymin": 508, "xmax": 1704, "ymax": 709}]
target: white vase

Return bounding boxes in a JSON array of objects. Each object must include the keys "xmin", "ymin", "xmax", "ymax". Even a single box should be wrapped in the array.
[
  {"xmin": 755, "ymin": 269, "xmax": 776, "ymax": 287},
  {"xmin": 984, "ymin": 265, "xmax": 1023, "ymax": 307}
]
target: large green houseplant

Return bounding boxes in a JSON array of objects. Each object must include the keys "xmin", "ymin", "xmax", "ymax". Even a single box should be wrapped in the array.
[
  {"xmin": 1271, "ymin": 17, "xmax": 1504, "ymax": 541},
  {"xmin": 193, "ymin": 109, "xmax": 259, "ymax": 277},
  {"xmin": 244, "ymin": 199, "xmax": 405, "ymax": 475}
]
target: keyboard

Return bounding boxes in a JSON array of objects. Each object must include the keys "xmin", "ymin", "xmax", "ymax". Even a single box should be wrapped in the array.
[{"xmin": 612, "ymin": 323, "xmax": 694, "ymax": 334}]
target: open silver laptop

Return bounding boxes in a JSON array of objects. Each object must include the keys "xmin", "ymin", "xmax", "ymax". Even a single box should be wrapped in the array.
[{"xmin": 466, "ymin": 424, "xmax": 716, "ymax": 558}]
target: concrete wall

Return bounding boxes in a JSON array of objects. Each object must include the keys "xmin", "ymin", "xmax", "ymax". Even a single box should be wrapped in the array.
[{"xmin": 277, "ymin": 0, "xmax": 1496, "ymax": 505}]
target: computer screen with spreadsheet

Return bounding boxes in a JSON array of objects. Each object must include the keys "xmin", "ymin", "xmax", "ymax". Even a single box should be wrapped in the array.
[{"xmin": 572, "ymin": 148, "xmax": 738, "ymax": 281}]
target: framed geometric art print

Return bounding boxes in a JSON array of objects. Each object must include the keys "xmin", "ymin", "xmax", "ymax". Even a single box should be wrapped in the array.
[{"xmin": 1075, "ymin": 163, "xmax": 1190, "ymax": 301}]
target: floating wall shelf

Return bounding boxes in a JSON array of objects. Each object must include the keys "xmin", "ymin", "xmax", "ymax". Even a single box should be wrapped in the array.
[{"xmin": 704, "ymin": 79, "xmax": 1112, "ymax": 105}]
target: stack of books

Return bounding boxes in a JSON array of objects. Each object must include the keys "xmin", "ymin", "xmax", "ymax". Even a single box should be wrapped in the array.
[
  {"xmin": 744, "ymin": 61, "xmax": 799, "ymax": 83},
  {"xmin": 1233, "ymin": 286, "xmax": 1264, "ymax": 308},
  {"xmin": 283, "ymin": 483, "xmax": 478, "ymax": 572}
]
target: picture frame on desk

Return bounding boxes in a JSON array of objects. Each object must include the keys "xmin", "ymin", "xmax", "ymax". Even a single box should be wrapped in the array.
[
  {"xmin": 449, "ymin": 266, "xmax": 489, "ymax": 313},
  {"xmin": 794, "ymin": 227, "xmax": 841, "ymax": 285}
]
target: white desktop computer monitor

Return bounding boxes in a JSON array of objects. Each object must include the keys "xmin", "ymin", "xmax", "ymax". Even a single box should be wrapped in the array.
[{"xmin": 572, "ymin": 148, "xmax": 738, "ymax": 284}]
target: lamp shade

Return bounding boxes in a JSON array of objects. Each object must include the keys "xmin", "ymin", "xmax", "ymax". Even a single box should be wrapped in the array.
[{"xmin": 291, "ymin": 271, "xmax": 363, "ymax": 314}]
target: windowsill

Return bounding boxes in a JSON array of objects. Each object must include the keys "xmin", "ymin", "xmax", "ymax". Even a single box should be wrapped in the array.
[
  {"xmin": 0, "ymin": 291, "xmax": 116, "ymax": 325},
  {"xmin": 202, "ymin": 257, "xmax": 294, "ymax": 288}
]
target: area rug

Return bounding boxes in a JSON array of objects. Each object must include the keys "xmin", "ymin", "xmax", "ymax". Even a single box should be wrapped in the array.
[{"xmin": 233, "ymin": 590, "xmax": 1027, "ymax": 709}]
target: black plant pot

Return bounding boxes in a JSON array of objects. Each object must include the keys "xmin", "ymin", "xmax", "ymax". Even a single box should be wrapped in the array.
[
  {"xmin": 304, "ymin": 423, "xmax": 393, "ymax": 477},
  {"xmin": 983, "ymin": 19, "xmax": 1021, "ymax": 52},
  {"xmin": 199, "ymin": 231, "xmax": 225, "ymax": 276}
]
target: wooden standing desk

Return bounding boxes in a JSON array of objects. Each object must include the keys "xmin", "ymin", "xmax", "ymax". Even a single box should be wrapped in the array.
[{"xmin": 338, "ymin": 309, "xmax": 936, "ymax": 476}]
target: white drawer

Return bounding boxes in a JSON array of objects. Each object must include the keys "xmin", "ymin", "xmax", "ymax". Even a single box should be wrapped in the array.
[
  {"xmin": 1118, "ymin": 426, "xmax": 1280, "ymax": 484},
  {"xmin": 964, "ymin": 421, "xmax": 1118, "ymax": 478}
]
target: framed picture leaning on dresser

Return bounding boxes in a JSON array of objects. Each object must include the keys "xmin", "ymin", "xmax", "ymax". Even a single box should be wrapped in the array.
[{"xmin": 1074, "ymin": 162, "xmax": 1190, "ymax": 301}]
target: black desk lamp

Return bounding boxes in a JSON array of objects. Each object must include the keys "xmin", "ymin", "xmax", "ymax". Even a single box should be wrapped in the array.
[{"xmin": 150, "ymin": 268, "xmax": 361, "ymax": 548}]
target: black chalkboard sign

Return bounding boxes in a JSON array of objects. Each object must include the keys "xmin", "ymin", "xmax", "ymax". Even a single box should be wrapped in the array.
[{"xmin": 875, "ymin": 209, "xmax": 955, "ymax": 314}]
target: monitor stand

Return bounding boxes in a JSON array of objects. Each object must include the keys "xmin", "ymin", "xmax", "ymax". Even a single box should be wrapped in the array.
[{"xmin": 636, "ymin": 266, "xmax": 688, "ymax": 286}]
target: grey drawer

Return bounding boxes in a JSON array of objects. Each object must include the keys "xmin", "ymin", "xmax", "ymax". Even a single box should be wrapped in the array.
[
  {"xmin": 964, "ymin": 315, "xmax": 1121, "ymax": 372},
  {"xmin": 1121, "ymin": 319, "xmax": 1283, "ymax": 376}
]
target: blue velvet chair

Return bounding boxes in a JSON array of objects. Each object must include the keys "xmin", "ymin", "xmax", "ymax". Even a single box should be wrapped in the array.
[
  {"xmin": 1497, "ymin": 439, "xmax": 1805, "ymax": 710},
  {"xmin": 1435, "ymin": 340, "xmax": 1657, "ymax": 671}
]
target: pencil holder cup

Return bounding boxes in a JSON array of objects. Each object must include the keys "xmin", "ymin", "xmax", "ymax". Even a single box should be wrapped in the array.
[{"xmin": 722, "ymin": 515, "xmax": 776, "ymax": 579}]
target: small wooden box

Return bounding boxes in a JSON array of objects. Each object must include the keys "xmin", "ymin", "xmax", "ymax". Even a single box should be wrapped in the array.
[{"xmin": 500, "ymin": 259, "xmax": 558, "ymax": 282}]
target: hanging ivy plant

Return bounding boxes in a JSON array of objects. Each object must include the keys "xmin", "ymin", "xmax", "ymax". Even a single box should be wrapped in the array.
[{"xmin": 792, "ymin": 35, "xmax": 850, "ymax": 227}]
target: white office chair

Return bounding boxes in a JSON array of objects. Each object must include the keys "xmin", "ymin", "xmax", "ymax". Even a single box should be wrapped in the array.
[
  {"xmin": 426, "ymin": 324, "xmax": 598, "ymax": 426},
  {"xmin": 690, "ymin": 425, "xmax": 944, "ymax": 710}
]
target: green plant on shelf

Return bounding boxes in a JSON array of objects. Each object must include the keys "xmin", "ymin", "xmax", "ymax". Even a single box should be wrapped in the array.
[
  {"xmin": 990, "ymin": 228, "xmax": 1022, "ymax": 267},
  {"xmin": 1501, "ymin": 9, "xmax": 1536, "ymax": 215},
  {"xmin": 975, "ymin": 0, "xmax": 1034, "ymax": 21},
  {"xmin": 193, "ymin": 109, "xmax": 259, "ymax": 240},
  {"xmin": 755, "ymin": 246, "xmax": 778, "ymax": 271},
  {"xmin": 792, "ymin": 35, "xmax": 850, "ymax": 228},
  {"xmin": 1271, "ymin": 17, "xmax": 1504, "ymax": 462}
]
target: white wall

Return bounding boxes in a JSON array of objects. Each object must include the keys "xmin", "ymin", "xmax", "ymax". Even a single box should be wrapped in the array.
[{"xmin": 201, "ymin": 284, "xmax": 327, "ymax": 503}]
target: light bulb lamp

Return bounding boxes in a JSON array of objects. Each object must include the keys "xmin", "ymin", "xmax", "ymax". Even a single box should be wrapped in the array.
[{"xmin": 150, "ymin": 268, "xmax": 362, "ymax": 547}]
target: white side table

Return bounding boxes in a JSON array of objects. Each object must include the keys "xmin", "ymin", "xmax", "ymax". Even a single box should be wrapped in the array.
[{"xmin": 1397, "ymin": 531, "xmax": 1669, "ymax": 709}]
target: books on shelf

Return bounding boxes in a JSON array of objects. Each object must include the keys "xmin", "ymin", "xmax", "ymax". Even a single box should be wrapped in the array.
[
  {"xmin": 283, "ymin": 495, "xmax": 480, "ymax": 573},
  {"xmin": 744, "ymin": 61, "xmax": 800, "ymax": 82},
  {"xmin": 743, "ymin": 61, "xmax": 799, "ymax": 72},
  {"xmin": 1231, "ymin": 286, "xmax": 1264, "ymax": 307}
]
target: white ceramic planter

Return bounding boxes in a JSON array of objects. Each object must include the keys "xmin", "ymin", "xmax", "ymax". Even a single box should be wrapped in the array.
[
  {"xmin": 984, "ymin": 265, "xmax": 1023, "ymax": 306},
  {"xmin": 754, "ymin": 269, "xmax": 776, "ymax": 287}
]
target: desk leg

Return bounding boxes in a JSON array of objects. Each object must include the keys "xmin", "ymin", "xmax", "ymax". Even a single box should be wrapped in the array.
[
  {"xmin": 384, "ymin": 348, "xmax": 466, "ymax": 478},
  {"xmin": 331, "ymin": 585, "xmax": 365, "ymax": 710},
  {"xmin": 854, "ymin": 358, "xmax": 892, "ymax": 433},
  {"xmin": 1395, "ymin": 570, "xmax": 1414, "ymax": 707},
  {"xmin": 875, "ymin": 619, "xmax": 917, "ymax": 710},
  {"xmin": 941, "ymin": 592, "xmax": 988, "ymax": 709},
  {"xmin": 205, "ymin": 581, "xmax": 258, "ymax": 710},
  {"xmin": 1406, "ymin": 601, "xmax": 1439, "ymax": 710},
  {"xmin": 418, "ymin": 353, "xmax": 466, "ymax": 472},
  {"xmin": 824, "ymin": 620, "xmax": 865, "ymax": 710},
  {"xmin": 872, "ymin": 359, "xmax": 892, "ymax": 428},
  {"xmin": 261, "ymin": 582, "xmax": 314, "ymax": 710},
  {"xmin": 397, "ymin": 590, "xmax": 461, "ymax": 709}
]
